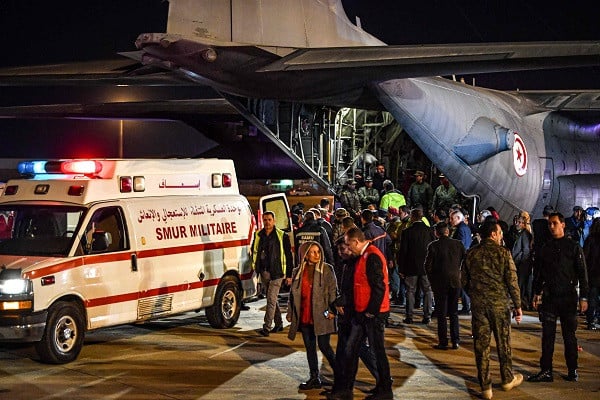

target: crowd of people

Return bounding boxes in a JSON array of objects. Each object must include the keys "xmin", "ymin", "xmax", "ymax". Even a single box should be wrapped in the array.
[{"xmin": 249, "ymin": 166, "xmax": 597, "ymax": 400}]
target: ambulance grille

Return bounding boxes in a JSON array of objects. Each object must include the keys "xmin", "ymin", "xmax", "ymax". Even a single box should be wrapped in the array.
[{"xmin": 137, "ymin": 295, "xmax": 173, "ymax": 320}]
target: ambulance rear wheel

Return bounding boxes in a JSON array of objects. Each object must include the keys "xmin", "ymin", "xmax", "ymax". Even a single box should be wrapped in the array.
[
  {"xmin": 206, "ymin": 276, "xmax": 240, "ymax": 329},
  {"xmin": 35, "ymin": 301, "xmax": 85, "ymax": 364}
]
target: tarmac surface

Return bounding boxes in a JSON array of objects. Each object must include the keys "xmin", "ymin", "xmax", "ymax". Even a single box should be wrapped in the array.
[{"xmin": 0, "ymin": 297, "xmax": 598, "ymax": 399}]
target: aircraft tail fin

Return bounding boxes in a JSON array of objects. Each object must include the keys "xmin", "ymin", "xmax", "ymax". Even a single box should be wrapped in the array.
[{"xmin": 166, "ymin": 0, "xmax": 384, "ymax": 51}]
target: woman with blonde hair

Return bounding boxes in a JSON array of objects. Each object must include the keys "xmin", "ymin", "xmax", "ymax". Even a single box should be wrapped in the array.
[{"xmin": 287, "ymin": 241, "xmax": 338, "ymax": 390}]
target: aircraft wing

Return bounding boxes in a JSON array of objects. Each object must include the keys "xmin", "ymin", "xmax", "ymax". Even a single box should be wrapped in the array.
[
  {"xmin": 258, "ymin": 41, "xmax": 600, "ymax": 74},
  {"xmin": 3, "ymin": 40, "xmax": 600, "ymax": 110},
  {"xmin": 132, "ymin": 35, "xmax": 600, "ymax": 107},
  {"xmin": 510, "ymin": 90, "xmax": 600, "ymax": 111},
  {"xmin": 0, "ymin": 57, "xmax": 239, "ymax": 118}
]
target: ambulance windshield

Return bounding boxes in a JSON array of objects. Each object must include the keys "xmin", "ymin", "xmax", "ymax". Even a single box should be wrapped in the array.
[{"xmin": 0, "ymin": 205, "xmax": 85, "ymax": 256}]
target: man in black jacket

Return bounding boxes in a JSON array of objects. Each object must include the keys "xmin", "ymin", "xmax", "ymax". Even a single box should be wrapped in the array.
[
  {"xmin": 424, "ymin": 222, "xmax": 466, "ymax": 349},
  {"xmin": 252, "ymin": 211, "xmax": 294, "ymax": 336},
  {"xmin": 331, "ymin": 227, "xmax": 392, "ymax": 400},
  {"xmin": 528, "ymin": 212, "xmax": 589, "ymax": 383},
  {"xmin": 332, "ymin": 237, "xmax": 379, "ymax": 397},
  {"xmin": 399, "ymin": 208, "xmax": 435, "ymax": 324}
]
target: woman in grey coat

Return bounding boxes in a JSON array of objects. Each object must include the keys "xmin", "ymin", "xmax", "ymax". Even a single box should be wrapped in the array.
[{"xmin": 287, "ymin": 241, "xmax": 338, "ymax": 390}]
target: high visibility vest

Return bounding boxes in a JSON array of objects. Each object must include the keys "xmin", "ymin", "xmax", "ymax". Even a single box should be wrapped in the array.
[
  {"xmin": 251, "ymin": 228, "xmax": 288, "ymax": 275},
  {"xmin": 354, "ymin": 244, "xmax": 390, "ymax": 313}
]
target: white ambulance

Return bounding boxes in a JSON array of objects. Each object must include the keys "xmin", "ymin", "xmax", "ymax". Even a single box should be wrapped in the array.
[{"xmin": 0, "ymin": 159, "xmax": 288, "ymax": 364}]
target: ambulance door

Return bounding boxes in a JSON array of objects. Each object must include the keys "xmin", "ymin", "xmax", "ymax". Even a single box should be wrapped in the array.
[
  {"xmin": 124, "ymin": 199, "xmax": 197, "ymax": 320},
  {"xmin": 258, "ymin": 193, "xmax": 293, "ymax": 246},
  {"xmin": 258, "ymin": 193, "xmax": 294, "ymax": 260},
  {"xmin": 77, "ymin": 204, "xmax": 137, "ymax": 328}
]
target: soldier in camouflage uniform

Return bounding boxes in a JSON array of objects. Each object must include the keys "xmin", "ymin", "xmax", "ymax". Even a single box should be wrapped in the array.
[
  {"xmin": 432, "ymin": 174, "xmax": 459, "ymax": 212},
  {"xmin": 407, "ymin": 170, "xmax": 433, "ymax": 212},
  {"xmin": 462, "ymin": 219, "xmax": 523, "ymax": 399},
  {"xmin": 357, "ymin": 176, "xmax": 380, "ymax": 209},
  {"xmin": 338, "ymin": 181, "xmax": 361, "ymax": 221}
]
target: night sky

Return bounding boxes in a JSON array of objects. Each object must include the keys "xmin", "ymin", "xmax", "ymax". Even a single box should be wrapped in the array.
[{"xmin": 1, "ymin": 0, "xmax": 598, "ymax": 89}]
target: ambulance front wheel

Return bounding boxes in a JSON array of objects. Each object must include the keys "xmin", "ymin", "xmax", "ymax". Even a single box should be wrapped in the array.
[
  {"xmin": 206, "ymin": 276, "xmax": 241, "ymax": 329},
  {"xmin": 35, "ymin": 301, "xmax": 85, "ymax": 364}
]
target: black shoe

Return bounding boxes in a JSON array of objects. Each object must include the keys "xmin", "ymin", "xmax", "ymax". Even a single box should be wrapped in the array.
[
  {"xmin": 320, "ymin": 377, "xmax": 333, "ymax": 387},
  {"xmin": 240, "ymin": 304, "xmax": 250, "ymax": 311},
  {"xmin": 451, "ymin": 343, "xmax": 460, "ymax": 350},
  {"xmin": 565, "ymin": 370, "xmax": 578, "ymax": 382},
  {"xmin": 527, "ymin": 370, "xmax": 553, "ymax": 382},
  {"xmin": 403, "ymin": 318, "xmax": 414, "ymax": 324},
  {"xmin": 271, "ymin": 324, "xmax": 283, "ymax": 333},
  {"xmin": 327, "ymin": 390, "xmax": 352, "ymax": 399},
  {"xmin": 433, "ymin": 344, "xmax": 448, "ymax": 350},
  {"xmin": 365, "ymin": 387, "xmax": 393, "ymax": 400},
  {"xmin": 258, "ymin": 328, "xmax": 270, "ymax": 337},
  {"xmin": 458, "ymin": 309, "xmax": 471, "ymax": 315},
  {"xmin": 299, "ymin": 377, "xmax": 322, "ymax": 390},
  {"xmin": 421, "ymin": 318, "xmax": 431, "ymax": 324}
]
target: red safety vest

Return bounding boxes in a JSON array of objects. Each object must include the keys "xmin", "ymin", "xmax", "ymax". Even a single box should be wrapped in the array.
[{"xmin": 354, "ymin": 244, "xmax": 390, "ymax": 313}]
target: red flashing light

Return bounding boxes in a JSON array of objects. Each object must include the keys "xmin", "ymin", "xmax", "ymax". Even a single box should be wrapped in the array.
[
  {"xmin": 61, "ymin": 160, "xmax": 102, "ymax": 175},
  {"xmin": 120, "ymin": 176, "xmax": 132, "ymax": 193},
  {"xmin": 222, "ymin": 173, "xmax": 232, "ymax": 187},
  {"xmin": 18, "ymin": 160, "xmax": 104, "ymax": 176}
]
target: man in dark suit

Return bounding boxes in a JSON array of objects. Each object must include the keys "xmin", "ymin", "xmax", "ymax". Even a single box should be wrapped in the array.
[
  {"xmin": 424, "ymin": 222, "xmax": 466, "ymax": 349},
  {"xmin": 399, "ymin": 208, "xmax": 435, "ymax": 324}
]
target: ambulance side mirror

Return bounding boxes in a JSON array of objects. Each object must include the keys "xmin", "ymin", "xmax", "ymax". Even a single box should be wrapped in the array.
[{"xmin": 91, "ymin": 231, "xmax": 111, "ymax": 253}]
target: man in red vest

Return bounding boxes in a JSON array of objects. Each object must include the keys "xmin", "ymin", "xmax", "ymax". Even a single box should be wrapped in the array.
[{"xmin": 330, "ymin": 227, "xmax": 392, "ymax": 399}]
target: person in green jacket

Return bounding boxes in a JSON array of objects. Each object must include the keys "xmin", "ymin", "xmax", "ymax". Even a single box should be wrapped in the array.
[{"xmin": 379, "ymin": 180, "xmax": 406, "ymax": 218}]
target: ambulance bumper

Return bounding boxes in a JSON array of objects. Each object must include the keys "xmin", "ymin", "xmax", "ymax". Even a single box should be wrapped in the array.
[{"xmin": 0, "ymin": 311, "xmax": 47, "ymax": 342}]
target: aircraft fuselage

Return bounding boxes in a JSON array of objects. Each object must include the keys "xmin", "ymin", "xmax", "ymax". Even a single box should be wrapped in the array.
[{"xmin": 376, "ymin": 77, "xmax": 600, "ymax": 217}]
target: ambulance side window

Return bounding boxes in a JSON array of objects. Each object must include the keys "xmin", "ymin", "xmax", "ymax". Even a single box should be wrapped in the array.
[{"xmin": 80, "ymin": 206, "xmax": 128, "ymax": 255}]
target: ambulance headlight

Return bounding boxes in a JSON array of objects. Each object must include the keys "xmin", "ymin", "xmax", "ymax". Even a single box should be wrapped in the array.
[{"xmin": 0, "ymin": 279, "xmax": 32, "ymax": 295}]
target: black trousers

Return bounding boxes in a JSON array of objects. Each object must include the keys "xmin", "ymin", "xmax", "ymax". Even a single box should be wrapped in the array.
[
  {"xmin": 299, "ymin": 325, "xmax": 335, "ymax": 376},
  {"xmin": 335, "ymin": 313, "xmax": 391, "ymax": 392},
  {"xmin": 333, "ymin": 319, "xmax": 379, "ymax": 392},
  {"xmin": 540, "ymin": 295, "xmax": 579, "ymax": 372},
  {"xmin": 433, "ymin": 286, "xmax": 461, "ymax": 346}
]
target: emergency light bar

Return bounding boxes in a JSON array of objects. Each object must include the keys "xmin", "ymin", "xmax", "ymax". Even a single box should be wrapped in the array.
[{"xmin": 18, "ymin": 160, "xmax": 103, "ymax": 176}]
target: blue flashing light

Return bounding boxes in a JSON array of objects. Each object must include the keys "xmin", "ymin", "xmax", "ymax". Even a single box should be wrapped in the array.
[
  {"xmin": 17, "ymin": 161, "xmax": 47, "ymax": 175},
  {"xmin": 17, "ymin": 160, "xmax": 103, "ymax": 176}
]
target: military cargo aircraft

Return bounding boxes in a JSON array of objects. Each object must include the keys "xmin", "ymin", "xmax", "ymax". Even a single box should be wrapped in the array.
[{"xmin": 1, "ymin": 0, "xmax": 599, "ymax": 218}]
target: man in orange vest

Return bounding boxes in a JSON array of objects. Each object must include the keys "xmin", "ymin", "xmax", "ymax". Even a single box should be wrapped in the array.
[{"xmin": 330, "ymin": 227, "xmax": 392, "ymax": 399}]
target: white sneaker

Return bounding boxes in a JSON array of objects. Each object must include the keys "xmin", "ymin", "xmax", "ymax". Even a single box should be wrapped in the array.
[
  {"xmin": 482, "ymin": 387, "xmax": 493, "ymax": 399},
  {"xmin": 502, "ymin": 373, "xmax": 523, "ymax": 391}
]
